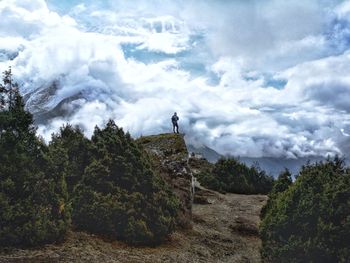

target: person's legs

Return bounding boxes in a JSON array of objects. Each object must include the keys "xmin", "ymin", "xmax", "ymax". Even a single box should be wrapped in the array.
[
  {"xmin": 173, "ymin": 122, "xmax": 176, "ymax": 133},
  {"xmin": 175, "ymin": 123, "xmax": 179, "ymax": 133}
]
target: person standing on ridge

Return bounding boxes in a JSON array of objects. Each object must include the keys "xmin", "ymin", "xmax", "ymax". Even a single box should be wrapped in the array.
[{"xmin": 171, "ymin": 112, "xmax": 179, "ymax": 133}]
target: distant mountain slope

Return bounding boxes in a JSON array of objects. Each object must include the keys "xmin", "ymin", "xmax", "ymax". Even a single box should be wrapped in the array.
[
  {"xmin": 187, "ymin": 144, "xmax": 222, "ymax": 163},
  {"xmin": 239, "ymin": 156, "xmax": 324, "ymax": 177},
  {"xmin": 187, "ymin": 144, "xmax": 324, "ymax": 177}
]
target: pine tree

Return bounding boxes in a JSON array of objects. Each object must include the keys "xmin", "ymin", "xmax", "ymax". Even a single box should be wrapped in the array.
[
  {"xmin": 261, "ymin": 168, "xmax": 293, "ymax": 218},
  {"xmin": 0, "ymin": 68, "xmax": 70, "ymax": 247},
  {"xmin": 260, "ymin": 159, "xmax": 350, "ymax": 262},
  {"xmin": 49, "ymin": 124, "xmax": 92, "ymax": 194},
  {"xmin": 196, "ymin": 157, "xmax": 273, "ymax": 194},
  {"xmin": 72, "ymin": 120, "xmax": 179, "ymax": 245},
  {"xmin": 271, "ymin": 168, "xmax": 293, "ymax": 194}
]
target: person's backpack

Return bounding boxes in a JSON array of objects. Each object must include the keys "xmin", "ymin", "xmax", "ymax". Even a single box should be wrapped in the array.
[{"xmin": 172, "ymin": 115, "xmax": 178, "ymax": 122}]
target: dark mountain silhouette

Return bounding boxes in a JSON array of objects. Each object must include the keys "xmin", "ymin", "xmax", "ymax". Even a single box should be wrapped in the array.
[{"xmin": 187, "ymin": 144, "xmax": 324, "ymax": 177}]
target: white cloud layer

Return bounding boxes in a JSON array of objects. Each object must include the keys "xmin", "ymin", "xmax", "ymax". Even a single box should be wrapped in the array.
[{"xmin": 1, "ymin": 0, "xmax": 350, "ymax": 159}]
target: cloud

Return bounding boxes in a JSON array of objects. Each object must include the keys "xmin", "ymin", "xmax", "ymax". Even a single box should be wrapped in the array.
[
  {"xmin": 0, "ymin": 0, "xmax": 350, "ymax": 159},
  {"xmin": 177, "ymin": 0, "xmax": 337, "ymax": 71}
]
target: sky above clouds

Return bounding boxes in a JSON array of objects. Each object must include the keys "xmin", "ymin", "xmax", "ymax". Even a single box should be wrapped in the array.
[{"xmin": 1, "ymin": 0, "xmax": 350, "ymax": 158}]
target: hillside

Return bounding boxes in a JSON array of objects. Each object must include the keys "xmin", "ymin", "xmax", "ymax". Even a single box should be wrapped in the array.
[
  {"xmin": 0, "ymin": 188, "xmax": 267, "ymax": 263},
  {"xmin": 0, "ymin": 133, "xmax": 267, "ymax": 263}
]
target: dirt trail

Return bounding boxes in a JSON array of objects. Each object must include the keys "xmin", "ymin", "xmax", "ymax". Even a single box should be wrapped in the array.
[{"xmin": 0, "ymin": 189, "xmax": 267, "ymax": 263}]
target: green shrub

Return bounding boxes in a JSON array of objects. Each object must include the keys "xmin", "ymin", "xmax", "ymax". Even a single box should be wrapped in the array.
[
  {"xmin": 0, "ymin": 68, "xmax": 70, "ymax": 247},
  {"xmin": 271, "ymin": 168, "xmax": 293, "ymax": 195},
  {"xmin": 72, "ymin": 121, "xmax": 179, "ymax": 245},
  {"xmin": 197, "ymin": 158, "xmax": 273, "ymax": 194},
  {"xmin": 260, "ymin": 158, "xmax": 350, "ymax": 263},
  {"xmin": 49, "ymin": 124, "xmax": 92, "ymax": 194},
  {"xmin": 261, "ymin": 169, "xmax": 293, "ymax": 218}
]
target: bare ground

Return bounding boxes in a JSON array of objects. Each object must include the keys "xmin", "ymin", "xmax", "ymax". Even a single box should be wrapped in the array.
[{"xmin": 0, "ymin": 189, "xmax": 267, "ymax": 263}]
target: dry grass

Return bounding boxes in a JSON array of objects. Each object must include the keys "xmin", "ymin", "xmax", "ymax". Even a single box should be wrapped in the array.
[{"xmin": 0, "ymin": 190, "xmax": 267, "ymax": 263}]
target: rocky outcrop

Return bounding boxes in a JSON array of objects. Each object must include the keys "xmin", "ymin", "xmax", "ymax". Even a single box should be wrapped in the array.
[{"xmin": 137, "ymin": 133, "xmax": 193, "ymax": 228}]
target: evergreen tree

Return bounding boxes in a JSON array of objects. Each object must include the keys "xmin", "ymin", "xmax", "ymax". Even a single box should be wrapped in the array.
[
  {"xmin": 261, "ymin": 168, "xmax": 293, "ymax": 218},
  {"xmin": 260, "ymin": 158, "xmax": 350, "ymax": 262},
  {"xmin": 49, "ymin": 124, "xmax": 92, "ymax": 194},
  {"xmin": 271, "ymin": 168, "xmax": 293, "ymax": 195},
  {"xmin": 197, "ymin": 157, "xmax": 274, "ymax": 194},
  {"xmin": 0, "ymin": 68, "xmax": 70, "ymax": 247},
  {"xmin": 72, "ymin": 120, "xmax": 179, "ymax": 245}
]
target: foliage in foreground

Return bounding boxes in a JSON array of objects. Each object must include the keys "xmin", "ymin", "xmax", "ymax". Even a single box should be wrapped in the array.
[
  {"xmin": 0, "ymin": 67, "xmax": 179, "ymax": 247},
  {"xmin": 0, "ymin": 68, "xmax": 70, "ymax": 247},
  {"xmin": 72, "ymin": 121, "xmax": 179, "ymax": 245},
  {"xmin": 260, "ymin": 168, "xmax": 293, "ymax": 218},
  {"xmin": 260, "ymin": 158, "xmax": 350, "ymax": 263},
  {"xmin": 49, "ymin": 124, "xmax": 92, "ymax": 195},
  {"xmin": 196, "ymin": 158, "xmax": 274, "ymax": 194}
]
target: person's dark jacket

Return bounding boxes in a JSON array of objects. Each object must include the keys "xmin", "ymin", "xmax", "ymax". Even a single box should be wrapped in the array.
[{"xmin": 171, "ymin": 115, "xmax": 179, "ymax": 123}]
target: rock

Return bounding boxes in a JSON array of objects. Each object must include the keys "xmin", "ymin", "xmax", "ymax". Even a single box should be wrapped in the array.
[{"xmin": 137, "ymin": 133, "xmax": 193, "ymax": 228}]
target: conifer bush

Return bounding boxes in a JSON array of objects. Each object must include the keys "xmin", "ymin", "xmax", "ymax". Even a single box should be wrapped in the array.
[
  {"xmin": 0, "ymin": 67, "xmax": 179, "ymax": 247},
  {"xmin": 197, "ymin": 158, "xmax": 273, "ymax": 194},
  {"xmin": 72, "ymin": 121, "xmax": 179, "ymax": 245},
  {"xmin": 260, "ymin": 169, "xmax": 293, "ymax": 218},
  {"xmin": 49, "ymin": 124, "xmax": 92, "ymax": 194},
  {"xmin": 0, "ymin": 68, "xmax": 70, "ymax": 247},
  {"xmin": 260, "ymin": 158, "xmax": 350, "ymax": 263}
]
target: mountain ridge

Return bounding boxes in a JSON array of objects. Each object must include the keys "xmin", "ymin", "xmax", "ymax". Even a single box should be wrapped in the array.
[{"xmin": 187, "ymin": 143, "xmax": 325, "ymax": 177}]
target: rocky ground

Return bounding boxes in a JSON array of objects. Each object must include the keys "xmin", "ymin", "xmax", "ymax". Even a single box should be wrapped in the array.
[{"xmin": 0, "ymin": 188, "xmax": 267, "ymax": 263}]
